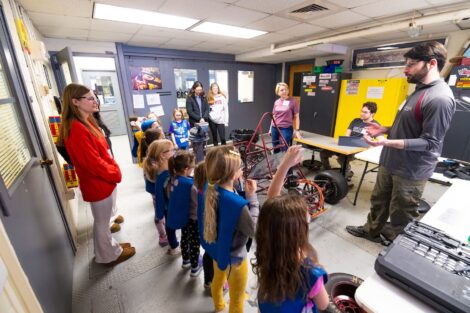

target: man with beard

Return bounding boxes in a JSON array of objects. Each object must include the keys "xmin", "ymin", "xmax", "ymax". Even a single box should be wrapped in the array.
[{"xmin": 346, "ymin": 41, "xmax": 456, "ymax": 244}]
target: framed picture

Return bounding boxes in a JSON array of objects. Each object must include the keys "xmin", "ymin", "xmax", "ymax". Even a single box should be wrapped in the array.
[
  {"xmin": 352, "ymin": 38, "xmax": 447, "ymax": 70},
  {"xmin": 130, "ymin": 66, "xmax": 162, "ymax": 90}
]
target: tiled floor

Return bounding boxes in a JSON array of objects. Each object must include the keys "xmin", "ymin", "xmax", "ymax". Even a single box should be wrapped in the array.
[{"xmin": 72, "ymin": 135, "xmax": 448, "ymax": 313}]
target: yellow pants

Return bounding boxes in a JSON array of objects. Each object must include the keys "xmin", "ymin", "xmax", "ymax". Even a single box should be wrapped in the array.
[{"xmin": 212, "ymin": 259, "xmax": 248, "ymax": 313}]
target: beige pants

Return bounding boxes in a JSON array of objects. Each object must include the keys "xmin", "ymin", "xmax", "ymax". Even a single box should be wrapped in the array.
[{"xmin": 90, "ymin": 188, "xmax": 123, "ymax": 263}]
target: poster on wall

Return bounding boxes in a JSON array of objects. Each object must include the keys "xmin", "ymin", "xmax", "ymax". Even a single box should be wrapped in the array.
[{"xmin": 130, "ymin": 66, "xmax": 162, "ymax": 90}]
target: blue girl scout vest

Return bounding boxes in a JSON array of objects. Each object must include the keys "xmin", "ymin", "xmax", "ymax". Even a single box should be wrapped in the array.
[
  {"xmin": 155, "ymin": 170, "xmax": 170, "ymax": 220},
  {"xmin": 198, "ymin": 185, "xmax": 248, "ymax": 270},
  {"xmin": 259, "ymin": 264, "xmax": 328, "ymax": 313},
  {"xmin": 167, "ymin": 175, "xmax": 194, "ymax": 229}
]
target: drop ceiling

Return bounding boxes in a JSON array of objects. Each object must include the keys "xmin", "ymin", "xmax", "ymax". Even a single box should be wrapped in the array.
[{"xmin": 17, "ymin": 0, "xmax": 470, "ymax": 63}]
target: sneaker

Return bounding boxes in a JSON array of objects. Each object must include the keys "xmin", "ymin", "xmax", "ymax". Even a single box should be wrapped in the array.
[
  {"xmin": 114, "ymin": 215, "xmax": 124, "ymax": 224},
  {"xmin": 182, "ymin": 259, "xmax": 191, "ymax": 269},
  {"xmin": 190, "ymin": 256, "xmax": 203, "ymax": 277},
  {"xmin": 345, "ymin": 225, "xmax": 382, "ymax": 243},
  {"xmin": 167, "ymin": 246, "xmax": 181, "ymax": 256},
  {"xmin": 105, "ymin": 246, "xmax": 136, "ymax": 266},
  {"xmin": 159, "ymin": 236, "xmax": 169, "ymax": 247},
  {"xmin": 204, "ymin": 282, "xmax": 211, "ymax": 290},
  {"xmin": 120, "ymin": 242, "xmax": 131, "ymax": 249},
  {"xmin": 110, "ymin": 223, "xmax": 121, "ymax": 233}
]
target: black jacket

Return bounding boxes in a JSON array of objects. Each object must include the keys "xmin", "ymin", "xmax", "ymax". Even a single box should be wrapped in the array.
[{"xmin": 186, "ymin": 95, "xmax": 209, "ymax": 126}]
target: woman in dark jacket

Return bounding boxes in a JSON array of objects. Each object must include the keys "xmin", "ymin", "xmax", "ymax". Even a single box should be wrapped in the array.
[{"xmin": 186, "ymin": 81, "xmax": 209, "ymax": 127}]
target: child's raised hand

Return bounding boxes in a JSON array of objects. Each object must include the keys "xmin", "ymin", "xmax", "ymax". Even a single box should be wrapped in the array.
[
  {"xmin": 245, "ymin": 179, "xmax": 257, "ymax": 196},
  {"xmin": 281, "ymin": 145, "xmax": 304, "ymax": 169}
]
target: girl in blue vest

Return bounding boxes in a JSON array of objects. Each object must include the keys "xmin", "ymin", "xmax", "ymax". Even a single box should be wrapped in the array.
[
  {"xmin": 253, "ymin": 145, "xmax": 329, "ymax": 313},
  {"xmin": 141, "ymin": 128, "xmax": 167, "ymax": 247},
  {"xmin": 203, "ymin": 146, "xmax": 259, "ymax": 313},
  {"xmin": 146, "ymin": 139, "xmax": 180, "ymax": 254},
  {"xmin": 167, "ymin": 150, "xmax": 203, "ymax": 276},
  {"xmin": 169, "ymin": 108, "xmax": 191, "ymax": 150}
]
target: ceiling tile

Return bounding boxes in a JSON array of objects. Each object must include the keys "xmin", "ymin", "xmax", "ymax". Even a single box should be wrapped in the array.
[
  {"xmin": 326, "ymin": 0, "xmax": 379, "ymax": 9},
  {"xmin": 18, "ymin": 0, "xmax": 93, "ymax": 17},
  {"xmin": 29, "ymin": 12, "xmax": 90, "ymax": 29},
  {"xmin": 90, "ymin": 19, "xmax": 141, "ymax": 34},
  {"xmin": 126, "ymin": 40, "xmax": 167, "ymax": 48},
  {"xmin": 246, "ymin": 15, "xmax": 300, "ymax": 32},
  {"xmin": 157, "ymin": 0, "xmax": 228, "ymax": 19},
  {"xmin": 88, "ymin": 30, "xmax": 134, "ymax": 42},
  {"xmin": 233, "ymin": 0, "xmax": 307, "ymax": 14},
  {"xmin": 309, "ymin": 10, "xmax": 370, "ymax": 28},
  {"xmin": 277, "ymin": 23, "xmax": 326, "ymax": 37},
  {"xmin": 420, "ymin": 22, "xmax": 460, "ymax": 34},
  {"xmin": 95, "ymin": 0, "xmax": 164, "ymax": 11},
  {"xmin": 205, "ymin": 5, "xmax": 269, "ymax": 26},
  {"xmin": 160, "ymin": 38, "xmax": 202, "ymax": 49},
  {"xmin": 255, "ymin": 32, "xmax": 294, "ymax": 44},
  {"xmin": 37, "ymin": 25, "xmax": 89, "ymax": 40},
  {"xmin": 351, "ymin": 0, "xmax": 430, "ymax": 18},
  {"xmin": 128, "ymin": 34, "xmax": 171, "ymax": 45}
]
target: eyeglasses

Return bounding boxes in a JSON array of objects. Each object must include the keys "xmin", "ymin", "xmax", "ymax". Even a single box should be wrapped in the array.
[
  {"xmin": 79, "ymin": 96, "xmax": 98, "ymax": 102},
  {"xmin": 404, "ymin": 60, "xmax": 423, "ymax": 68}
]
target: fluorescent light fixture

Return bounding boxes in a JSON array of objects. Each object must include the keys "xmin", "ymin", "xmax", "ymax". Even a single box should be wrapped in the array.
[
  {"xmin": 93, "ymin": 3, "xmax": 199, "ymax": 30},
  {"xmin": 377, "ymin": 46, "xmax": 399, "ymax": 50},
  {"xmin": 190, "ymin": 22, "xmax": 267, "ymax": 39}
]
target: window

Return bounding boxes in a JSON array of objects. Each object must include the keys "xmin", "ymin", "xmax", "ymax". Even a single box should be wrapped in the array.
[
  {"xmin": 237, "ymin": 71, "xmax": 254, "ymax": 103},
  {"xmin": 174, "ymin": 69, "xmax": 197, "ymax": 108},
  {"xmin": 209, "ymin": 70, "xmax": 228, "ymax": 98}
]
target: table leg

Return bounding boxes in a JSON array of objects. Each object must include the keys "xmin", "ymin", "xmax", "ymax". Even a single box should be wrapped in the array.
[
  {"xmin": 340, "ymin": 154, "xmax": 348, "ymax": 176},
  {"xmin": 354, "ymin": 161, "xmax": 369, "ymax": 206}
]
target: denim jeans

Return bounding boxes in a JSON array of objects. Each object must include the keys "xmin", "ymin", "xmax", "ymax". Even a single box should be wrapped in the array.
[{"xmin": 271, "ymin": 126, "xmax": 293, "ymax": 153}]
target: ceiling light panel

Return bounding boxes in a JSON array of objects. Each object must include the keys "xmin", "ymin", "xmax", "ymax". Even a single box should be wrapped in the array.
[
  {"xmin": 191, "ymin": 22, "xmax": 267, "ymax": 39},
  {"xmin": 93, "ymin": 3, "xmax": 199, "ymax": 30}
]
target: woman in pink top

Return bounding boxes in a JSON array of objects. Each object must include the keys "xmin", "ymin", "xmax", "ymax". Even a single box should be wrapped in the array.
[{"xmin": 270, "ymin": 82, "xmax": 301, "ymax": 152}]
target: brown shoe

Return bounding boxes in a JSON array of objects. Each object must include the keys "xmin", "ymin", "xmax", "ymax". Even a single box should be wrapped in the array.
[
  {"xmin": 110, "ymin": 223, "xmax": 121, "ymax": 233},
  {"xmin": 105, "ymin": 246, "xmax": 136, "ymax": 266},
  {"xmin": 120, "ymin": 242, "xmax": 131, "ymax": 249},
  {"xmin": 114, "ymin": 215, "xmax": 124, "ymax": 224}
]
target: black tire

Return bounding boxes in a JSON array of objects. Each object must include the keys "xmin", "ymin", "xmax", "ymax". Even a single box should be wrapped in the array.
[
  {"xmin": 321, "ymin": 272, "xmax": 366, "ymax": 313},
  {"xmin": 313, "ymin": 170, "xmax": 348, "ymax": 204}
]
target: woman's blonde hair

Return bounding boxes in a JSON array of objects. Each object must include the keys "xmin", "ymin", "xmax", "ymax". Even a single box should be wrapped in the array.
[
  {"xmin": 207, "ymin": 82, "xmax": 225, "ymax": 105},
  {"xmin": 143, "ymin": 139, "xmax": 173, "ymax": 182},
  {"xmin": 275, "ymin": 82, "xmax": 289, "ymax": 96},
  {"xmin": 58, "ymin": 83, "xmax": 101, "ymax": 145},
  {"xmin": 193, "ymin": 161, "xmax": 206, "ymax": 191},
  {"xmin": 204, "ymin": 146, "xmax": 241, "ymax": 243},
  {"xmin": 168, "ymin": 150, "xmax": 195, "ymax": 178}
]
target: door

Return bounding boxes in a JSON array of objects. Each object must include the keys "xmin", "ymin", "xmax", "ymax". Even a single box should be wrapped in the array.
[
  {"xmin": 50, "ymin": 46, "xmax": 78, "ymax": 95},
  {"xmin": 82, "ymin": 70, "xmax": 127, "ymax": 135},
  {"xmin": 289, "ymin": 63, "xmax": 313, "ymax": 105},
  {"xmin": 0, "ymin": 8, "xmax": 73, "ymax": 313}
]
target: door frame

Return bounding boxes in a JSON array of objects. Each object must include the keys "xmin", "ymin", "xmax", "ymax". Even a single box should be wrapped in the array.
[{"xmin": 0, "ymin": 5, "xmax": 75, "ymax": 252}]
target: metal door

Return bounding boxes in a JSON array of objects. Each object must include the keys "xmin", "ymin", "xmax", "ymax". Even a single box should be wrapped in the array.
[
  {"xmin": 0, "ymin": 8, "xmax": 73, "ymax": 313},
  {"xmin": 82, "ymin": 70, "xmax": 127, "ymax": 135}
]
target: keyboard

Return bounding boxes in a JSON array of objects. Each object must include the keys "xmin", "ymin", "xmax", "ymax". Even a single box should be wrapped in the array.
[{"xmin": 375, "ymin": 221, "xmax": 470, "ymax": 313}]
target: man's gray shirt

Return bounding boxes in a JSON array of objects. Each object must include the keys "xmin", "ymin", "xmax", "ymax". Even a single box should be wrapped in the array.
[{"xmin": 380, "ymin": 79, "xmax": 456, "ymax": 180}]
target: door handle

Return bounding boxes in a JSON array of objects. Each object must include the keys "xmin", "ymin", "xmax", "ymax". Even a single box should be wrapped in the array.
[{"xmin": 40, "ymin": 158, "xmax": 54, "ymax": 167}]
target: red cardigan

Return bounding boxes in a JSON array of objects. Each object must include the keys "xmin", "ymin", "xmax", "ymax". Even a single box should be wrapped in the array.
[{"xmin": 65, "ymin": 120, "xmax": 121, "ymax": 202}]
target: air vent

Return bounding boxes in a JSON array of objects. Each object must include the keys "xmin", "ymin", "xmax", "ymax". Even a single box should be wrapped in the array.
[
  {"xmin": 285, "ymin": 1, "xmax": 337, "ymax": 20},
  {"xmin": 291, "ymin": 4, "xmax": 329, "ymax": 14}
]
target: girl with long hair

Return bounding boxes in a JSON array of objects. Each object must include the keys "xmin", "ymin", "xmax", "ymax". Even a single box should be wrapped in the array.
[
  {"xmin": 167, "ymin": 151, "xmax": 202, "ymax": 276},
  {"xmin": 185, "ymin": 80, "xmax": 209, "ymax": 126},
  {"xmin": 58, "ymin": 83, "xmax": 135, "ymax": 266},
  {"xmin": 202, "ymin": 146, "xmax": 259, "ymax": 312},
  {"xmin": 141, "ymin": 128, "xmax": 168, "ymax": 246},
  {"xmin": 144, "ymin": 139, "xmax": 180, "ymax": 254},
  {"xmin": 253, "ymin": 146, "xmax": 329, "ymax": 312},
  {"xmin": 168, "ymin": 108, "xmax": 191, "ymax": 150},
  {"xmin": 207, "ymin": 82, "xmax": 229, "ymax": 146}
]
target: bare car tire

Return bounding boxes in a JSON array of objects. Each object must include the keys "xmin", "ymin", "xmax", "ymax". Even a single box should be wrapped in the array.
[
  {"xmin": 313, "ymin": 170, "xmax": 348, "ymax": 204},
  {"xmin": 321, "ymin": 272, "xmax": 366, "ymax": 313}
]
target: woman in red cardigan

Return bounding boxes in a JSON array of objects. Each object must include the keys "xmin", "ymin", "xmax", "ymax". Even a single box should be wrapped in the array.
[{"xmin": 58, "ymin": 83, "xmax": 135, "ymax": 266}]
